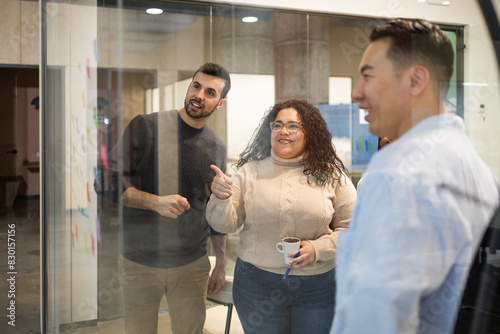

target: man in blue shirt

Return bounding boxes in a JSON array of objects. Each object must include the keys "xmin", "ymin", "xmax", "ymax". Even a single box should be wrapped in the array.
[{"xmin": 330, "ymin": 18, "xmax": 499, "ymax": 333}]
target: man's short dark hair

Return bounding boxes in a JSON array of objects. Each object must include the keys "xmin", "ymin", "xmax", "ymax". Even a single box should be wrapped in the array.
[
  {"xmin": 370, "ymin": 18, "xmax": 454, "ymax": 94},
  {"xmin": 193, "ymin": 63, "xmax": 231, "ymax": 99}
]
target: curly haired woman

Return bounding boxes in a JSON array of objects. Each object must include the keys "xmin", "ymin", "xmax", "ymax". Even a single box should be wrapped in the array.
[{"xmin": 206, "ymin": 99, "xmax": 357, "ymax": 333}]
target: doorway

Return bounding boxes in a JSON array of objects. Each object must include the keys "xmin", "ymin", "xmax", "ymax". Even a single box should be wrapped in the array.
[
  {"xmin": 0, "ymin": 66, "xmax": 40, "ymax": 207},
  {"xmin": 0, "ymin": 65, "xmax": 40, "ymax": 332}
]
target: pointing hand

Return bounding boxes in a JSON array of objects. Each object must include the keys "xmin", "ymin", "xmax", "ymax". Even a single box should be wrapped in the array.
[{"xmin": 210, "ymin": 165, "xmax": 233, "ymax": 200}]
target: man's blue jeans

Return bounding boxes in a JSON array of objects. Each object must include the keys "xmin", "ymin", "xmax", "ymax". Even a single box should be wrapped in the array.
[{"xmin": 233, "ymin": 258, "xmax": 336, "ymax": 334}]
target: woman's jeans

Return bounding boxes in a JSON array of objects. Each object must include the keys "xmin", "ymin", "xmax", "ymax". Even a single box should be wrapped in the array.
[{"xmin": 233, "ymin": 258, "xmax": 336, "ymax": 334}]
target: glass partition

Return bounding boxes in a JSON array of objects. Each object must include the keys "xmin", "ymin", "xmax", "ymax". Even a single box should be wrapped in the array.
[{"xmin": 39, "ymin": 1, "xmax": 498, "ymax": 333}]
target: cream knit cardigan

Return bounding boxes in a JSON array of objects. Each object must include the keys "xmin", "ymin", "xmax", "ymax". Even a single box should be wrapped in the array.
[{"xmin": 206, "ymin": 150, "xmax": 357, "ymax": 276}]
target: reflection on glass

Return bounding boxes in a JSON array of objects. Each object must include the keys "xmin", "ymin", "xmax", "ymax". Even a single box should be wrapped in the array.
[{"xmin": 40, "ymin": 1, "xmax": 495, "ymax": 333}]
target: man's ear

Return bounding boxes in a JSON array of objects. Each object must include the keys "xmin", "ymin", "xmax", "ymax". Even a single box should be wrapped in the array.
[
  {"xmin": 409, "ymin": 65, "xmax": 430, "ymax": 96},
  {"xmin": 216, "ymin": 98, "xmax": 226, "ymax": 110}
]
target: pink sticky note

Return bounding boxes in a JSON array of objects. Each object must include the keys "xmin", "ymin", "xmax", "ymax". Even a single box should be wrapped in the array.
[{"xmin": 100, "ymin": 145, "xmax": 110, "ymax": 170}]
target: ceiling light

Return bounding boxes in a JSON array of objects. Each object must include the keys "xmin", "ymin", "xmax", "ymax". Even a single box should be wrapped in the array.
[
  {"xmin": 242, "ymin": 16, "xmax": 258, "ymax": 23},
  {"xmin": 417, "ymin": 0, "xmax": 426, "ymax": 2},
  {"xmin": 427, "ymin": 0, "xmax": 451, "ymax": 5},
  {"xmin": 146, "ymin": 8, "xmax": 163, "ymax": 15}
]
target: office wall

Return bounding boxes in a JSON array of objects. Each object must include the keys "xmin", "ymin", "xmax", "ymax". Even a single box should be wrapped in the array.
[
  {"xmin": 205, "ymin": 0, "xmax": 487, "ymax": 26},
  {"xmin": 203, "ymin": 0, "xmax": 500, "ymax": 179},
  {"xmin": 0, "ymin": 0, "xmax": 39, "ymax": 65},
  {"xmin": 465, "ymin": 24, "xmax": 500, "ymax": 177},
  {"xmin": 226, "ymin": 74, "xmax": 275, "ymax": 163}
]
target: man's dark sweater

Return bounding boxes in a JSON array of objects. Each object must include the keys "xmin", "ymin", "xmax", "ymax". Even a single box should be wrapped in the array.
[{"xmin": 101, "ymin": 110, "xmax": 226, "ymax": 268}]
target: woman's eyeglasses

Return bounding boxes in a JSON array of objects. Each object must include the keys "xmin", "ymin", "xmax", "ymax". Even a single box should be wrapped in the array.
[{"xmin": 269, "ymin": 121, "xmax": 303, "ymax": 134}]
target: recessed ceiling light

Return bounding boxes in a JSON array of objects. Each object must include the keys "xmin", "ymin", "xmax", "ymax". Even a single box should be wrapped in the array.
[
  {"xmin": 417, "ymin": 0, "xmax": 426, "ymax": 3},
  {"xmin": 427, "ymin": 0, "xmax": 451, "ymax": 5},
  {"xmin": 242, "ymin": 16, "xmax": 258, "ymax": 23},
  {"xmin": 146, "ymin": 8, "xmax": 163, "ymax": 15}
]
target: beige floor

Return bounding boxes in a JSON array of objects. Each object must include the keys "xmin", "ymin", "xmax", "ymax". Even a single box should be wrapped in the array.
[
  {"xmin": 64, "ymin": 305, "xmax": 244, "ymax": 334},
  {"xmin": 0, "ymin": 198, "xmax": 40, "ymax": 334},
  {"xmin": 60, "ymin": 311, "xmax": 170, "ymax": 334},
  {"xmin": 0, "ymin": 198, "xmax": 241, "ymax": 334}
]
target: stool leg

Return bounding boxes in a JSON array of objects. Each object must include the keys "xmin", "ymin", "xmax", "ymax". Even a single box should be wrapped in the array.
[{"xmin": 224, "ymin": 304, "xmax": 233, "ymax": 334}]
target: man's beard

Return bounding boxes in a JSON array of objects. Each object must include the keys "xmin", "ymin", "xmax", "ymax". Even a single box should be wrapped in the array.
[{"xmin": 184, "ymin": 98, "xmax": 216, "ymax": 119}]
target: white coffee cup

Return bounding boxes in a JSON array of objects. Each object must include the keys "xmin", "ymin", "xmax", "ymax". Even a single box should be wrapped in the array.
[{"xmin": 276, "ymin": 237, "xmax": 301, "ymax": 264}]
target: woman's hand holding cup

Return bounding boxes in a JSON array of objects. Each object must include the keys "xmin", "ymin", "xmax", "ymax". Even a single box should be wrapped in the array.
[
  {"xmin": 290, "ymin": 241, "xmax": 316, "ymax": 268},
  {"xmin": 276, "ymin": 237, "xmax": 316, "ymax": 268}
]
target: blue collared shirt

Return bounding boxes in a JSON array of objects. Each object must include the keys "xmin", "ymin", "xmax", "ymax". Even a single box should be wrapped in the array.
[{"xmin": 331, "ymin": 114, "xmax": 499, "ymax": 334}]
